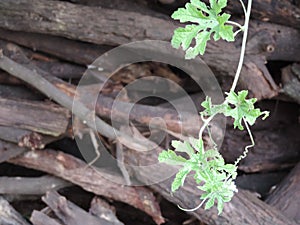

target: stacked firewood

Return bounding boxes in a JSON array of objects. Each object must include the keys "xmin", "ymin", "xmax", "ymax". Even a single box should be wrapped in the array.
[{"xmin": 0, "ymin": 0, "xmax": 299, "ymax": 224}]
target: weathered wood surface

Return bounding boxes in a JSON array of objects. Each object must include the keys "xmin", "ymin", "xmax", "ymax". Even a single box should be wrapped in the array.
[
  {"xmin": 0, "ymin": 28, "xmax": 111, "ymax": 65},
  {"xmin": 0, "ymin": 97, "xmax": 70, "ymax": 136},
  {"xmin": 266, "ymin": 162, "xmax": 300, "ymax": 224},
  {"xmin": 31, "ymin": 211, "xmax": 63, "ymax": 225},
  {"xmin": 2, "ymin": 1, "xmax": 300, "ymax": 98},
  {"xmin": 89, "ymin": 197, "xmax": 124, "ymax": 225},
  {"xmin": 4, "ymin": 141, "xmax": 164, "ymax": 224},
  {"xmin": 281, "ymin": 63, "xmax": 300, "ymax": 104},
  {"xmin": 123, "ymin": 147, "xmax": 297, "ymax": 225},
  {"xmin": 41, "ymin": 191, "xmax": 118, "ymax": 225},
  {"xmin": 0, "ymin": 175, "xmax": 71, "ymax": 195},
  {"xmin": 0, "ymin": 196, "xmax": 31, "ymax": 225},
  {"xmin": 0, "ymin": 139, "xmax": 27, "ymax": 163}
]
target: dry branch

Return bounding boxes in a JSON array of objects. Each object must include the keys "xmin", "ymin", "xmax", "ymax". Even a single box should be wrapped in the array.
[
  {"xmin": 0, "ymin": 196, "xmax": 31, "ymax": 225},
  {"xmin": 3, "ymin": 141, "xmax": 164, "ymax": 224},
  {"xmin": 31, "ymin": 211, "xmax": 63, "ymax": 225},
  {"xmin": 0, "ymin": 98, "xmax": 70, "ymax": 137},
  {"xmin": 4, "ymin": 0, "xmax": 300, "ymax": 98},
  {"xmin": 41, "ymin": 191, "xmax": 119, "ymax": 225},
  {"xmin": 0, "ymin": 175, "xmax": 71, "ymax": 195},
  {"xmin": 89, "ymin": 197, "xmax": 124, "ymax": 225}
]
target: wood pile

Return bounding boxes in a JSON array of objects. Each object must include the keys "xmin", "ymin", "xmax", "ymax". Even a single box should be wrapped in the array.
[{"xmin": 0, "ymin": 0, "xmax": 299, "ymax": 224}]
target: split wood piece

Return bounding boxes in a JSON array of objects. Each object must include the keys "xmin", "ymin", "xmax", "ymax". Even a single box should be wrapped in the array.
[
  {"xmin": 31, "ymin": 210, "xmax": 63, "ymax": 225},
  {"xmin": 265, "ymin": 162, "xmax": 300, "ymax": 224},
  {"xmin": 0, "ymin": 126, "xmax": 59, "ymax": 150},
  {"xmin": 0, "ymin": 97, "xmax": 70, "ymax": 137},
  {"xmin": 281, "ymin": 63, "xmax": 300, "ymax": 104},
  {"xmin": 123, "ymin": 148, "xmax": 297, "ymax": 225},
  {"xmin": 221, "ymin": 126, "xmax": 300, "ymax": 173},
  {"xmin": 0, "ymin": 196, "xmax": 31, "ymax": 225},
  {"xmin": 5, "ymin": 144, "xmax": 164, "ymax": 224},
  {"xmin": 40, "ymin": 191, "xmax": 118, "ymax": 225},
  {"xmin": 89, "ymin": 197, "xmax": 124, "ymax": 225},
  {"xmin": 0, "ymin": 175, "xmax": 71, "ymax": 195},
  {"xmin": 0, "ymin": 139, "xmax": 27, "ymax": 163}
]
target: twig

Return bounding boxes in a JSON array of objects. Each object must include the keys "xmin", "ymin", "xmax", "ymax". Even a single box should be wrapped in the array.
[{"xmin": 0, "ymin": 54, "xmax": 148, "ymax": 151}]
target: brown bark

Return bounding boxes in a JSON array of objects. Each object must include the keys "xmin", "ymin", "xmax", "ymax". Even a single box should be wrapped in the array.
[
  {"xmin": 0, "ymin": 196, "xmax": 31, "ymax": 225},
  {"xmin": 0, "ymin": 97, "xmax": 70, "ymax": 137},
  {"xmin": 3, "ymin": 142, "xmax": 164, "ymax": 224},
  {"xmin": 265, "ymin": 162, "xmax": 300, "ymax": 224}
]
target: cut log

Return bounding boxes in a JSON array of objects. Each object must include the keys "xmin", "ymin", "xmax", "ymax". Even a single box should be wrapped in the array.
[
  {"xmin": 265, "ymin": 162, "xmax": 300, "ymax": 224},
  {"xmin": 0, "ymin": 196, "xmax": 31, "ymax": 225},
  {"xmin": 0, "ymin": 97, "xmax": 70, "ymax": 136},
  {"xmin": 4, "ymin": 141, "xmax": 164, "ymax": 224}
]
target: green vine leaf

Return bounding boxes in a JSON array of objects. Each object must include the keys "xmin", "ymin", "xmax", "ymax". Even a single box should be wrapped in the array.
[
  {"xmin": 171, "ymin": 0, "xmax": 234, "ymax": 58},
  {"xmin": 158, "ymin": 138, "xmax": 238, "ymax": 214},
  {"xmin": 224, "ymin": 90, "xmax": 270, "ymax": 130}
]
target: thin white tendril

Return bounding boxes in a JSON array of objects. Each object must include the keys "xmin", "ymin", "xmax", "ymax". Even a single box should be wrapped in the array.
[
  {"xmin": 235, "ymin": 118, "xmax": 255, "ymax": 165},
  {"xmin": 239, "ymin": 0, "xmax": 247, "ymax": 17},
  {"xmin": 226, "ymin": 20, "xmax": 244, "ymax": 30},
  {"xmin": 177, "ymin": 198, "xmax": 207, "ymax": 212}
]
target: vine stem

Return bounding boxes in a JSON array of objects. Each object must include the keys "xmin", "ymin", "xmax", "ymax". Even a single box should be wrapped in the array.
[
  {"xmin": 226, "ymin": 20, "xmax": 244, "ymax": 30},
  {"xmin": 234, "ymin": 118, "xmax": 255, "ymax": 165},
  {"xmin": 198, "ymin": 0, "xmax": 252, "ymax": 142},
  {"xmin": 177, "ymin": 197, "xmax": 207, "ymax": 212},
  {"xmin": 229, "ymin": 0, "xmax": 252, "ymax": 93}
]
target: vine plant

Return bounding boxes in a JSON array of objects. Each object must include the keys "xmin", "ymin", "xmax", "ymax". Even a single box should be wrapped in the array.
[{"xmin": 158, "ymin": 0, "xmax": 269, "ymax": 215}]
